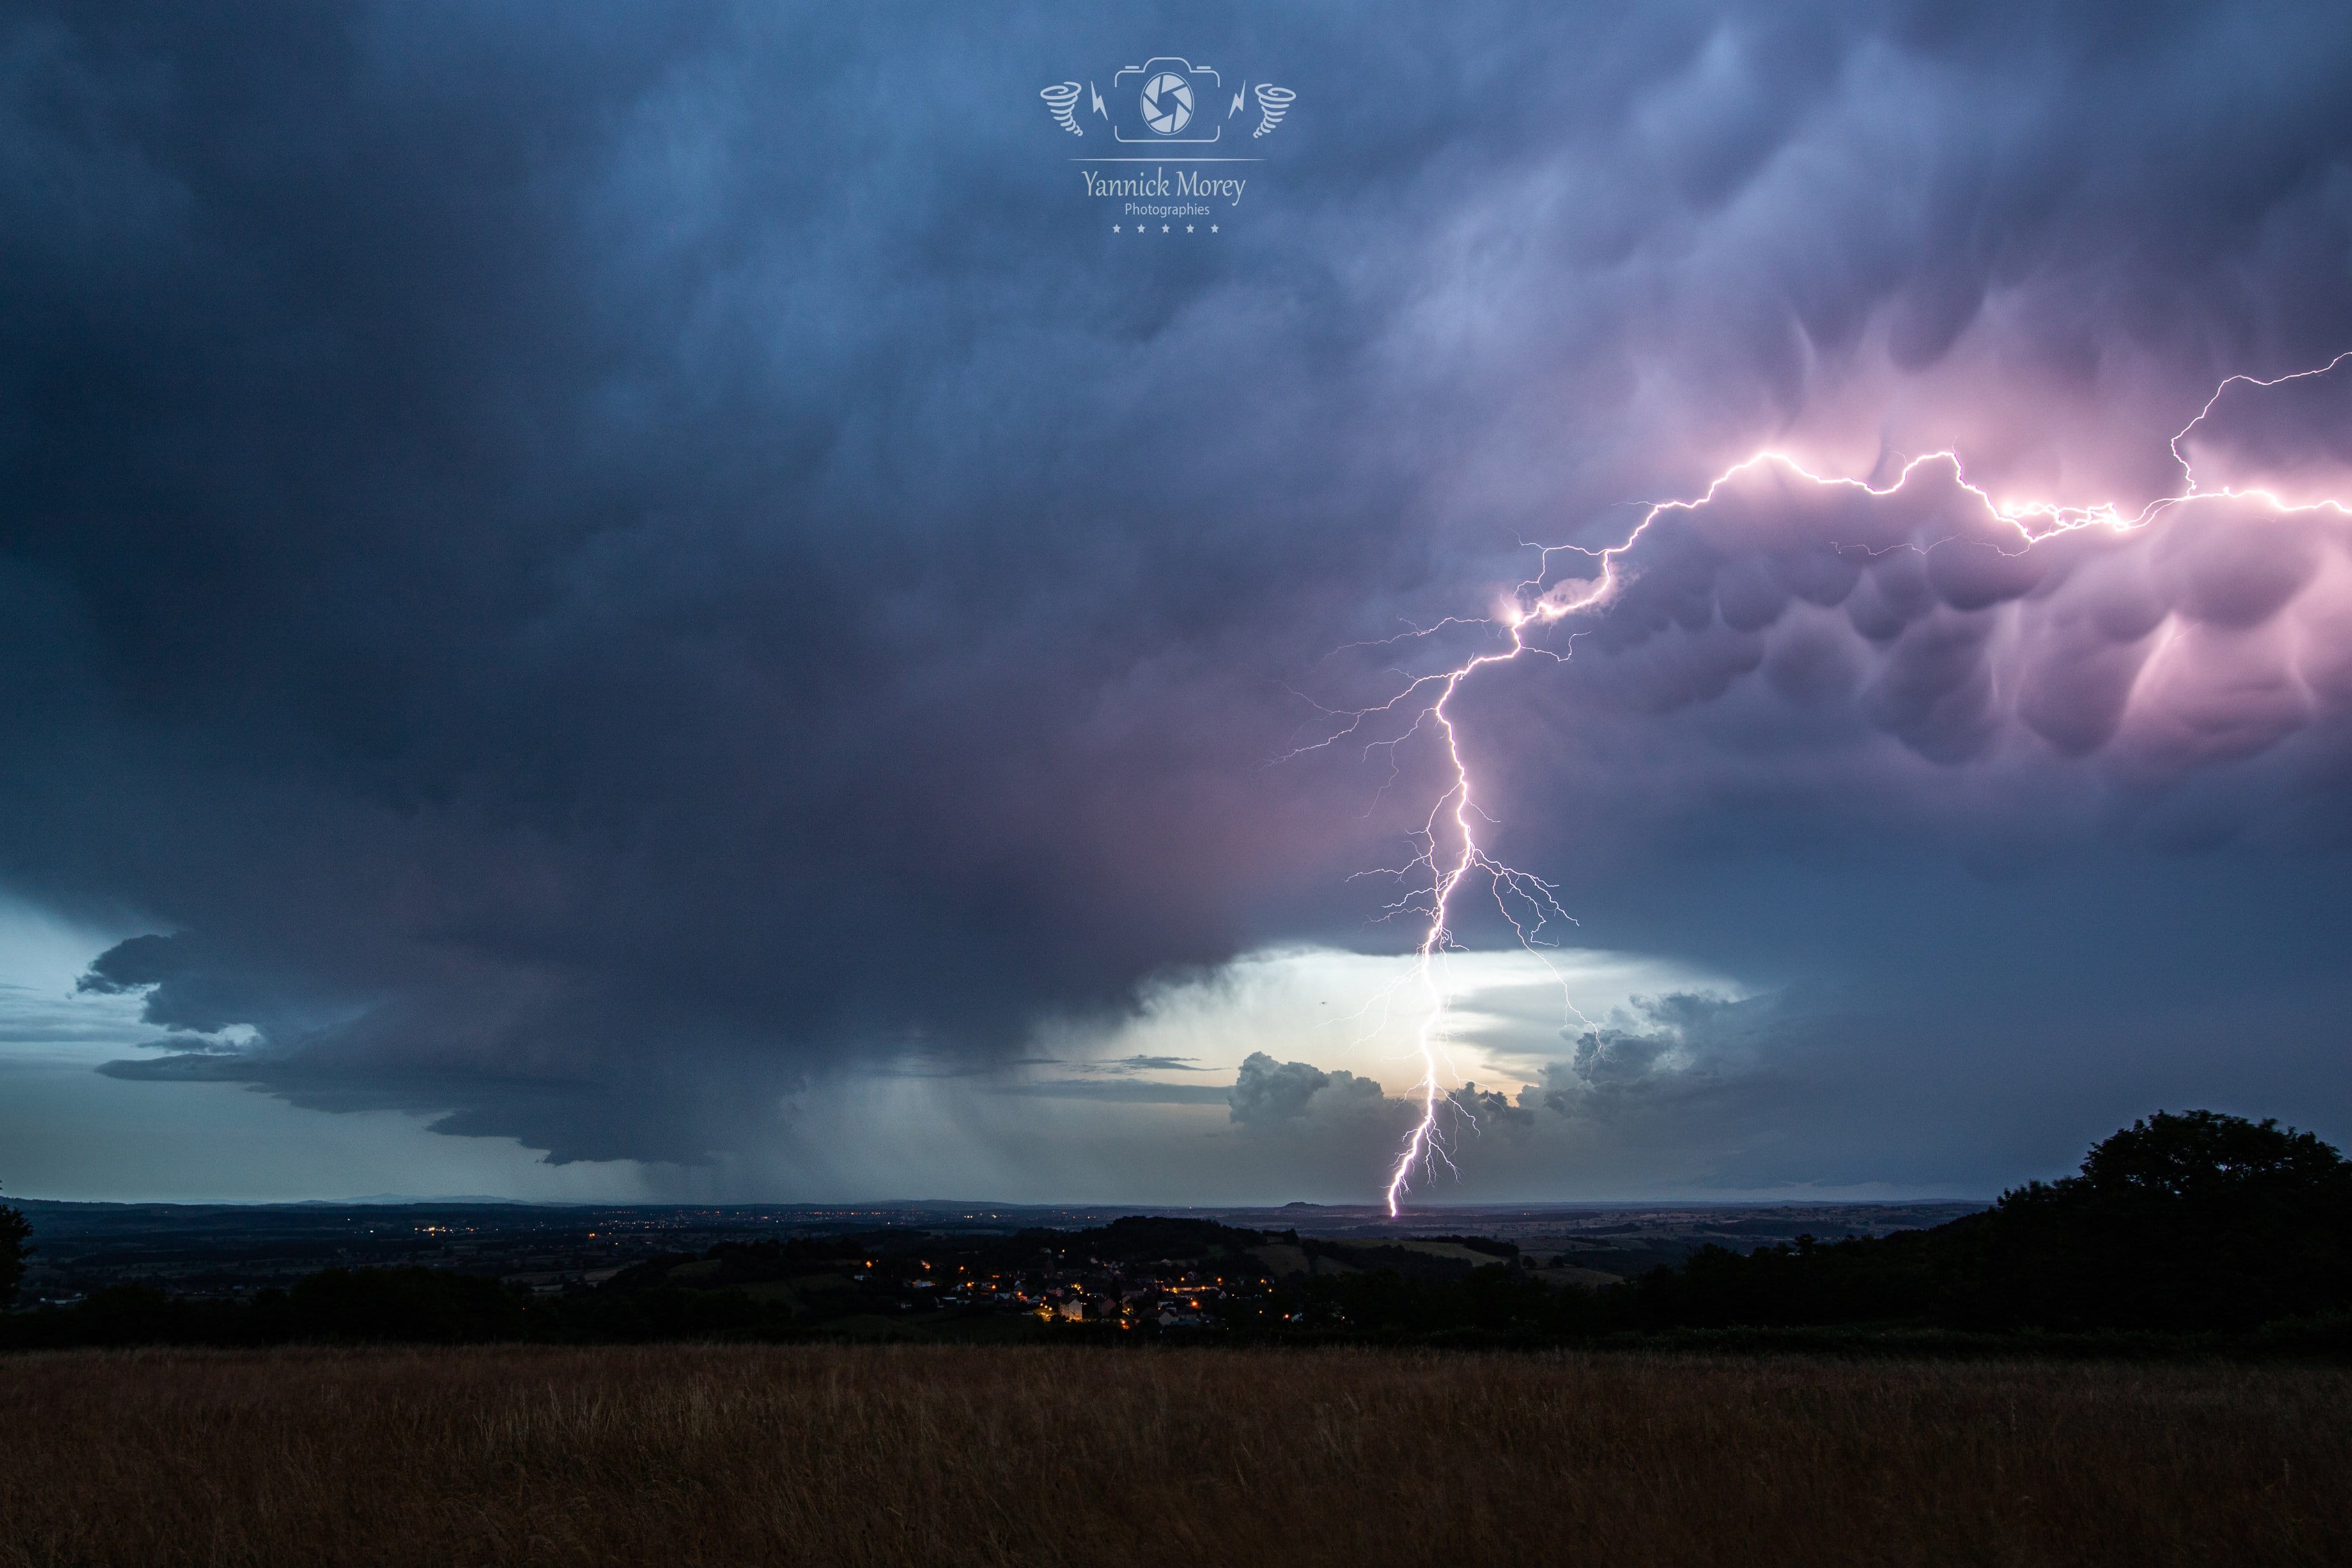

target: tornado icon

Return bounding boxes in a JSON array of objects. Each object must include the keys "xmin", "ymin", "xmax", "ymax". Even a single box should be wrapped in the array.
[
  {"xmin": 1252, "ymin": 83, "xmax": 1295, "ymax": 138},
  {"xmin": 1040, "ymin": 82, "xmax": 1084, "ymax": 135}
]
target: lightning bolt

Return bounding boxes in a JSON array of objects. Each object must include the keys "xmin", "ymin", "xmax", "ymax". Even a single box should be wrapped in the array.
[
  {"xmin": 1294, "ymin": 354, "xmax": 2352, "ymax": 1216},
  {"xmin": 1089, "ymin": 82, "xmax": 1105, "ymax": 119}
]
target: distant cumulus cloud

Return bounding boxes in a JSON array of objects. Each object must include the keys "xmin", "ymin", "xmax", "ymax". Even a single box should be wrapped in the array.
[
  {"xmin": 1446, "ymin": 1082, "xmax": 1533, "ymax": 1127},
  {"xmin": 1229, "ymin": 1052, "xmax": 1386, "ymax": 1126},
  {"xmin": 1538, "ymin": 992, "xmax": 1770, "ymax": 1112}
]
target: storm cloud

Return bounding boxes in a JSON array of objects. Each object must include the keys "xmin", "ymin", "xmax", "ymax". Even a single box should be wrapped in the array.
[{"xmin": 5, "ymin": 1, "xmax": 2352, "ymax": 1187}]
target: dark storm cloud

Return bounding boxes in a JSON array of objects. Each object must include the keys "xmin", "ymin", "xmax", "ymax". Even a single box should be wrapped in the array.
[{"xmin": 5, "ymin": 1, "xmax": 2352, "ymax": 1177}]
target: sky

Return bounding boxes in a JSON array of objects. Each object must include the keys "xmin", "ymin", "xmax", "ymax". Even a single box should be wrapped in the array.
[{"xmin": 2, "ymin": 1, "xmax": 2350, "ymax": 1204}]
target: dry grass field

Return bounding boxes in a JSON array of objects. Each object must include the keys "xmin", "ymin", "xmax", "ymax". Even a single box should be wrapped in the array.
[{"xmin": 2, "ymin": 1345, "xmax": 2345, "ymax": 1567}]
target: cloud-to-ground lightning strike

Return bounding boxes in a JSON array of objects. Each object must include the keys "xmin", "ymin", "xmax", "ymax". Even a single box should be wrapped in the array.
[{"xmin": 1295, "ymin": 356, "xmax": 2352, "ymax": 1215}]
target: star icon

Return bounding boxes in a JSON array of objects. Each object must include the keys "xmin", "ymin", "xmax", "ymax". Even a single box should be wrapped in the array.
[
  {"xmin": 1186, "ymin": 224, "xmax": 1194, "ymax": 233},
  {"xmin": 1161, "ymin": 224, "xmax": 1170, "ymax": 233},
  {"xmin": 1112, "ymin": 224, "xmax": 1120, "ymax": 233},
  {"xmin": 1210, "ymin": 224, "xmax": 1219, "ymax": 233}
]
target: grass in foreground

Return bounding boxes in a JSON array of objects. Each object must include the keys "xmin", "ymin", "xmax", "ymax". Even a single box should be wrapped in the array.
[{"xmin": 1, "ymin": 1345, "xmax": 2345, "ymax": 1566}]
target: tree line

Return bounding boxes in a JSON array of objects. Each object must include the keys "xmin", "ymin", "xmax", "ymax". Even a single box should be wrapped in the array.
[
  {"xmin": 4, "ymin": 1110, "xmax": 2349, "ymax": 1352},
  {"xmin": 1289, "ymin": 1110, "xmax": 2352, "ymax": 1345}
]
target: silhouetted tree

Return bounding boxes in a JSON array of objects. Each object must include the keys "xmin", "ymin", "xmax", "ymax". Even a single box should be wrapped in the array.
[
  {"xmin": 0, "ymin": 1185, "xmax": 30, "ymax": 1307},
  {"xmin": 1544, "ymin": 1110, "xmax": 2352, "ymax": 1339},
  {"xmin": 1954, "ymin": 1110, "xmax": 2352, "ymax": 1331}
]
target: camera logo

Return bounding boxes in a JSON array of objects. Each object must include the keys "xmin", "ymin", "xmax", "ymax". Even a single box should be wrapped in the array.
[
  {"xmin": 1113, "ymin": 58, "xmax": 1218, "ymax": 144},
  {"xmin": 1038, "ymin": 57, "xmax": 1295, "ymax": 145},
  {"xmin": 1139, "ymin": 70, "xmax": 1193, "ymax": 135}
]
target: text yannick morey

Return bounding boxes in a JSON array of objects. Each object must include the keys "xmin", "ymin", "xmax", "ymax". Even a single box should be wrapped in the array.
[{"xmin": 1083, "ymin": 168, "xmax": 1247, "ymax": 215}]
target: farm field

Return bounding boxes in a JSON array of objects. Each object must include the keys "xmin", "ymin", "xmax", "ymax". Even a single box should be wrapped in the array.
[{"xmin": 1, "ymin": 1345, "xmax": 2344, "ymax": 1567}]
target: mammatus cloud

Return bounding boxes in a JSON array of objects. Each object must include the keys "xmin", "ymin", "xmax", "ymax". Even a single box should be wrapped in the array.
[
  {"xmin": 1544, "ymin": 408, "xmax": 2352, "ymax": 780},
  {"xmin": 1, "ymin": 3, "xmax": 2350, "ymax": 1187}
]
